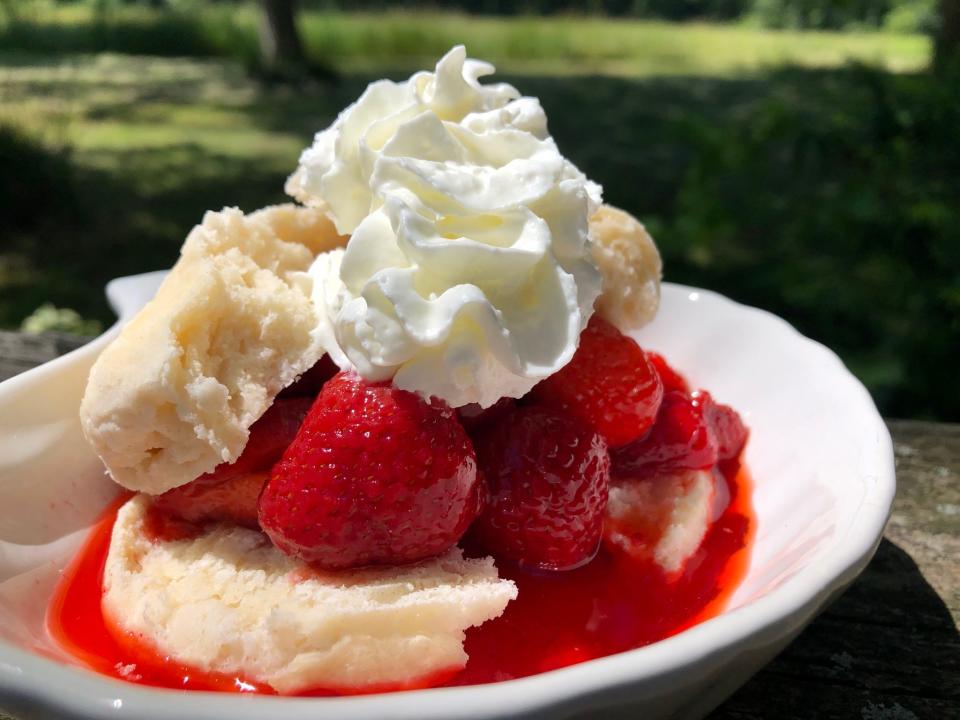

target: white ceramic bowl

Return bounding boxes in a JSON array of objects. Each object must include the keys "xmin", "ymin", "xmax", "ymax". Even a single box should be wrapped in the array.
[{"xmin": 0, "ymin": 275, "xmax": 895, "ymax": 720}]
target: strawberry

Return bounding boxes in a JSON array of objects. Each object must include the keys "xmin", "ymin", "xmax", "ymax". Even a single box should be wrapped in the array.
[
  {"xmin": 531, "ymin": 316, "xmax": 663, "ymax": 448},
  {"xmin": 704, "ymin": 394, "xmax": 749, "ymax": 460},
  {"xmin": 612, "ymin": 390, "xmax": 717, "ymax": 478},
  {"xmin": 471, "ymin": 405, "xmax": 610, "ymax": 571},
  {"xmin": 645, "ymin": 351, "xmax": 689, "ymax": 394},
  {"xmin": 151, "ymin": 471, "xmax": 269, "ymax": 530},
  {"xmin": 151, "ymin": 397, "xmax": 312, "ymax": 528},
  {"xmin": 214, "ymin": 396, "xmax": 314, "ymax": 481},
  {"xmin": 259, "ymin": 371, "xmax": 480, "ymax": 569},
  {"xmin": 612, "ymin": 390, "xmax": 748, "ymax": 477}
]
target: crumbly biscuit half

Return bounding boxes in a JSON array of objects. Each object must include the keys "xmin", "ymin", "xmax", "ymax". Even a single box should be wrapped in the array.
[
  {"xmin": 590, "ymin": 205, "xmax": 662, "ymax": 331},
  {"xmin": 80, "ymin": 204, "xmax": 346, "ymax": 494}
]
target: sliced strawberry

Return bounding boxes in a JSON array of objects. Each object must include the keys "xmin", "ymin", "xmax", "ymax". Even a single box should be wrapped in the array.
[
  {"xmin": 259, "ymin": 372, "xmax": 480, "ymax": 569},
  {"xmin": 472, "ymin": 405, "xmax": 610, "ymax": 571},
  {"xmin": 151, "ymin": 471, "xmax": 269, "ymax": 529},
  {"xmin": 151, "ymin": 397, "xmax": 312, "ymax": 528},
  {"xmin": 613, "ymin": 390, "xmax": 748, "ymax": 477},
  {"xmin": 220, "ymin": 396, "xmax": 314, "ymax": 480},
  {"xmin": 612, "ymin": 390, "xmax": 718, "ymax": 478},
  {"xmin": 704, "ymin": 396, "xmax": 749, "ymax": 460},
  {"xmin": 531, "ymin": 316, "xmax": 662, "ymax": 449},
  {"xmin": 645, "ymin": 351, "xmax": 689, "ymax": 394}
]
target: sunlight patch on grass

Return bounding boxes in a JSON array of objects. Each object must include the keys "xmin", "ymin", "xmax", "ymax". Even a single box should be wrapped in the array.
[
  {"xmin": 298, "ymin": 14, "xmax": 930, "ymax": 76},
  {"xmin": 0, "ymin": 54, "xmax": 305, "ymax": 178},
  {"xmin": 0, "ymin": 7, "xmax": 931, "ymax": 77}
]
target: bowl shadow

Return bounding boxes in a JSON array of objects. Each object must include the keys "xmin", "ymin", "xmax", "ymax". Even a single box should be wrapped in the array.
[{"xmin": 708, "ymin": 538, "xmax": 960, "ymax": 719}]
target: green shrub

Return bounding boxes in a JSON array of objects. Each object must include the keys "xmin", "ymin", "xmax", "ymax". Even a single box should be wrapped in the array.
[
  {"xmin": 0, "ymin": 123, "xmax": 78, "ymax": 234},
  {"xmin": 21, "ymin": 303, "xmax": 102, "ymax": 335},
  {"xmin": 884, "ymin": 0, "xmax": 938, "ymax": 33},
  {"xmin": 747, "ymin": 0, "xmax": 906, "ymax": 29},
  {"xmin": 0, "ymin": 3, "xmax": 257, "ymax": 61},
  {"xmin": 655, "ymin": 66, "xmax": 959, "ymax": 419},
  {"xmin": 0, "ymin": 121, "xmax": 95, "ymax": 330}
]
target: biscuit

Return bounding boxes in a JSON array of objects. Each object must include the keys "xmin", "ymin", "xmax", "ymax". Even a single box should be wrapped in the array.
[
  {"xmin": 103, "ymin": 496, "xmax": 517, "ymax": 694},
  {"xmin": 80, "ymin": 204, "xmax": 346, "ymax": 494},
  {"xmin": 605, "ymin": 470, "xmax": 716, "ymax": 575},
  {"xmin": 590, "ymin": 205, "xmax": 662, "ymax": 331}
]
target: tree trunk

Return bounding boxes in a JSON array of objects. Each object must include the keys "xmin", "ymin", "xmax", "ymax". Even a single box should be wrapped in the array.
[
  {"xmin": 935, "ymin": 0, "xmax": 960, "ymax": 73},
  {"xmin": 258, "ymin": 0, "xmax": 305, "ymax": 70}
]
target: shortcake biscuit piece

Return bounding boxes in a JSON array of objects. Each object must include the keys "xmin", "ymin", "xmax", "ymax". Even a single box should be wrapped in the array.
[
  {"xmin": 589, "ymin": 205, "xmax": 662, "ymax": 331},
  {"xmin": 605, "ymin": 470, "xmax": 716, "ymax": 575},
  {"xmin": 80, "ymin": 204, "xmax": 347, "ymax": 495},
  {"xmin": 102, "ymin": 496, "xmax": 517, "ymax": 694}
]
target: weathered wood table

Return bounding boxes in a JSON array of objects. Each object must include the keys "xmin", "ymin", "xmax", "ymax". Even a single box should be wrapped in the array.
[{"xmin": 1, "ymin": 331, "xmax": 957, "ymax": 719}]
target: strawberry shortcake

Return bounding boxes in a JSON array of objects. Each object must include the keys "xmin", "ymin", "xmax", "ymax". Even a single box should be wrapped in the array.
[{"xmin": 54, "ymin": 46, "xmax": 751, "ymax": 695}]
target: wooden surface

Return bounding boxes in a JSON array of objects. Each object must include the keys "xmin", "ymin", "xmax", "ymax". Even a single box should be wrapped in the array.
[
  {"xmin": 712, "ymin": 419, "xmax": 959, "ymax": 720},
  {"xmin": 1, "ymin": 330, "xmax": 957, "ymax": 719},
  {"xmin": 0, "ymin": 331, "xmax": 89, "ymax": 382}
]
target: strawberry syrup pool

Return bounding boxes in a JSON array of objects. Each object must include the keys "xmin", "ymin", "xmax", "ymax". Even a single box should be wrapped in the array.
[{"xmin": 47, "ymin": 461, "xmax": 753, "ymax": 695}]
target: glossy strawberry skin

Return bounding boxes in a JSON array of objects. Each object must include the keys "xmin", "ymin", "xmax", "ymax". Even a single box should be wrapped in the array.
[
  {"xmin": 612, "ymin": 390, "xmax": 748, "ymax": 477},
  {"xmin": 612, "ymin": 390, "xmax": 717, "ymax": 478},
  {"xmin": 472, "ymin": 406, "xmax": 610, "ymax": 571},
  {"xmin": 645, "ymin": 351, "xmax": 689, "ymax": 394},
  {"xmin": 531, "ymin": 316, "xmax": 663, "ymax": 449},
  {"xmin": 151, "ymin": 471, "xmax": 269, "ymax": 529},
  {"xmin": 152, "ymin": 397, "xmax": 313, "ymax": 528},
  {"xmin": 704, "ymin": 394, "xmax": 749, "ymax": 460},
  {"xmin": 259, "ymin": 372, "xmax": 480, "ymax": 569}
]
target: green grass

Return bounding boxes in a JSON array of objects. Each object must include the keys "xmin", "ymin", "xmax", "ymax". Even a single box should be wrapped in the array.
[
  {"xmin": 0, "ymin": 5, "xmax": 931, "ymax": 76},
  {"xmin": 298, "ymin": 11, "xmax": 930, "ymax": 75}
]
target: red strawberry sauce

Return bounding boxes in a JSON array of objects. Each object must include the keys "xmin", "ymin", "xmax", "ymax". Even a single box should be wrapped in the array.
[{"xmin": 46, "ymin": 459, "xmax": 753, "ymax": 695}]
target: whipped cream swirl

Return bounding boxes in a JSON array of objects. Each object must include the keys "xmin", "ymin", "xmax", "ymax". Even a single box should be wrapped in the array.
[{"xmin": 291, "ymin": 46, "xmax": 602, "ymax": 408}]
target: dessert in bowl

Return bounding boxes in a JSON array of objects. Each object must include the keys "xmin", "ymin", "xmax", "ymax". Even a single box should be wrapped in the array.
[{"xmin": 0, "ymin": 46, "xmax": 894, "ymax": 719}]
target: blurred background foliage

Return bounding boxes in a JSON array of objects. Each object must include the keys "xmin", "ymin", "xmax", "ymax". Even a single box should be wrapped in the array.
[{"xmin": 0, "ymin": 0, "xmax": 957, "ymax": 421}]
